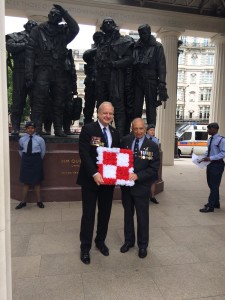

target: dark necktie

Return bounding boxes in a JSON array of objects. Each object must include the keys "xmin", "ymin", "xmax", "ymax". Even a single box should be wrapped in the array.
[
  {"xmin": 150, "ymin": 137, "xmax": 152, "ymax": 140},
  {"xmin": 103, "ymin": 127, "xmax": 109, "ymax": 147},
  {"xmin": 133, "ymin": 138, "xmax": 139, "ymax": 157},
  {"xmin": 27, "ymin": 136, "xmax": 33, "ymax": 154},
  {"xmin": 207, "ymin": 136, "xmax": 213, "ymax": 157}
]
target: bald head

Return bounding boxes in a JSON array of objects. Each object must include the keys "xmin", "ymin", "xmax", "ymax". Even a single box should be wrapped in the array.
[
  {"xmin": 132, "ymin": 118, "xmax": 146, "ymax": 139},
  {"xmin": 98, "ymin": 102, "xmax": 114, "ymax": 113}
]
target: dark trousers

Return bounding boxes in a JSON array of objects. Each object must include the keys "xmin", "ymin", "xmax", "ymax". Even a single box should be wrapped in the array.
[
  {"xmin": 11, "ymin": 69, "xmax": 29, "ymax": 130},
  {"xmin": 207, "ymin": 161, "xmax": 224, "ymax": 208},
  {"xmin": 31, "ymin": 65, "xmax": 67, "ymax": 133},
  {"xmin": 80, "ymin": 186, "xmax": 114, "ymax": 251},
  {"xmin": 83, "ymin": 82, "xmax": 96, "ymax": 124},
  {"xmin": 121, "ymin": 191, "xmax": 149, "ymax": 249},
  {"xmin": 133, "ymin": 79, "xmax": 158, "ymax": 125},
  {"xmin": 95, "ymin": 70, "xmax": 126, "ymax": 137}
]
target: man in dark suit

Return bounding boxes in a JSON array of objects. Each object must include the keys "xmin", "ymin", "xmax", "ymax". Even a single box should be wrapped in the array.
[
  {"xmin": 77, "ymin": 102, "xmax": 120, "ymax": 264},
  {"xmin": 120, "ymin": 118, "xmax": 160, "ymax": 258}
]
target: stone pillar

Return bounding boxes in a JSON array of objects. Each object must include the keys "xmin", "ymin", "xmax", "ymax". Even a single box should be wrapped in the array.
[
  {"xmin": 0, "ymin": 1, "xmax": 12, "ymax": 299},
  {"xmin": 210, "ymin": 34, "xmax": 225, "ymax": 136},
  {"xmin": 156, "ymin": 30, "xmax": 181, "ymax": 166}
]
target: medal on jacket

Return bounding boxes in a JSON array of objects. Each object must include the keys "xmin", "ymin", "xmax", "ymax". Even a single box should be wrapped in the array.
[
  {"xmin": 91, "ymin": 136, "xmax": 104, "ymax": 146},
  {"xmin": 139, "ymin": 148, "xmax": 153, "ymax": 160}
]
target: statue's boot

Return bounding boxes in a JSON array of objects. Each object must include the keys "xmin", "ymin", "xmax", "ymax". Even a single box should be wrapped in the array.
[
  {"xmin": 54, "ymin": 113, "xmax": 67, "ymax": 137},
  {"xmin": 63, "ymin": 118, "xmax": 75, "ymax": 135}
]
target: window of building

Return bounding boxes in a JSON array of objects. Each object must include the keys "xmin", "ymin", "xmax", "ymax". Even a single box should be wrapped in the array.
[
  {"xmin": 200, "ymin": 71, "xmax": 213, "ymax": 83},
  {"xmin": 78, "ymin": 79, "xmax": 85, "ymax": 88},
  {"xmin": 201, "ymin": 53, "xmax": 214, "ymax": 65},
  {"xmin": 199, "ymin": 105, "xmax": 210, "ymax": 119},
  {"xmin": 200, "ymin": 88, "xmax": 211, "ymax": 101},
  {"xmin": 176, "ymin": 105, "xmax": 183, "ymax": 119},
  {"xmin": 207, "ymin": 53, "xmax": 214, "ymax": 65},
  {"xmin": 177, "ymin": 88, "xmax": 184, "ymax": 101},
  {"xmin": 178, "ymin": 70, "xmax": 185, "ymax": 83},
  {"xmin": 203, "ymin": 39, "xmax": 209, "ymax": 47},
  {"xmin": 79, "ymin": 63, "xmax": 84, "ymax": 71},
  {"xmin": 178, "ymin": 53, "xmax": 184, "ymax": 65}
]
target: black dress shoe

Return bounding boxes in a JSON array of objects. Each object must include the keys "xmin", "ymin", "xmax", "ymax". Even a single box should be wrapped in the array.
[
  {"xmin": 199, "ymin": 207, "xmax": 214, "ymax": 213},
  {"xmin": 150, "ymin": 197, "xmax": 159, "ymax": 204},
  {"xmin": 138, "ymin": 248, "xmax": 147, "ymax": 258},
  {"xmin": 80, "ymin": 250, "xmax": 90, "ymax": 264},
  {"xmin": 96, "ymin": 243, "xmax": 109, "ymax": 256},
  {"xmin": 204, "ymin": 203, "xmax": 220, "ymax": 209},
  {"xmin": 37, "ymin": 202, "xmax": 45, "ymax": 208},
  {"xmin": 120, "ymin": 243, "xmax": 134, "ymax": 253},
  {"xmin": 15, "ymin": 202, "xmax": 26, "ymax": 209}
]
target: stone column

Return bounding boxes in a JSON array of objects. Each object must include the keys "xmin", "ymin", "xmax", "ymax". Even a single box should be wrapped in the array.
[
  {"xmin": 210, "ymin": 34, "xmax": 225, "ymax": 136},
  {"xmin": 156, "ymin": 30, "xmax": 181, "ymax": 166},
  {"xmin": 0, "ymin": 1, "xmax": 12, "ymax": 299}
]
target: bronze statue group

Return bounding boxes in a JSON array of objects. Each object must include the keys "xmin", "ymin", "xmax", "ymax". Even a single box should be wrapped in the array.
[{"xmin": 6, "ymin": 5, "xmax": 168, "ymax": 138}]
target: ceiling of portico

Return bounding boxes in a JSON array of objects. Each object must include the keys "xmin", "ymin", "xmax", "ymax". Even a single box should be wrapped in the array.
[{"xmin": 5, "ymin": 0, "xmax": 225, "ymax": 38}]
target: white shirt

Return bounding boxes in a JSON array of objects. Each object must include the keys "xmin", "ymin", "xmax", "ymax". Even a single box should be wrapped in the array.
[{"xmin": 98, "ymin": 121, "xmax": 112, "ymax": 148}]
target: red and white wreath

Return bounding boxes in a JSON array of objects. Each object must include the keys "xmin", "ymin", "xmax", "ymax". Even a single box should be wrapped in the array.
[{"xmin": 96, "ymin": 147, "xmax": 134, "ymax": 186}]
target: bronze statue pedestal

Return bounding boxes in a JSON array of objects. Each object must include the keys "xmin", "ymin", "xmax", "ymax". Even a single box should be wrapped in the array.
[{"xmin": 9, "ymin": 135, "xmax": 164, "ymax": 202}]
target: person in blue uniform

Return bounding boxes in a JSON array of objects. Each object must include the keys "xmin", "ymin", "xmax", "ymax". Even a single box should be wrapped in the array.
[
  {"xmin": 146, "ymin": 124, "xmax": 160, "ymax": 204},
  {"xmin": 15, "ymin": 121, "xmax": 46, "ymax": 209},
  {"xmin": 199, "ymin": 122, "xmax": 225, "ymax": 213}
]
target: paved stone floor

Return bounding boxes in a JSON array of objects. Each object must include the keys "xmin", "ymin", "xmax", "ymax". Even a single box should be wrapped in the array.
[{"xmin": 11, "ymin": 158, "xmax": 225, "ymax": 300}]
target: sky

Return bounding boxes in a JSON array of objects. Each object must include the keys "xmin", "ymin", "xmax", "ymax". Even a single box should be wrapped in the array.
[{"xmin": 5, "ymin": 16, "xmax": 96, "ymax": 50}]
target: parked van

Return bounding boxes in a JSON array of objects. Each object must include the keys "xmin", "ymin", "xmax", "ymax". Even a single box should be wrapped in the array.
[{"xmin": 177, "ymin": 124, "xmax": 208, "ymax": 156}]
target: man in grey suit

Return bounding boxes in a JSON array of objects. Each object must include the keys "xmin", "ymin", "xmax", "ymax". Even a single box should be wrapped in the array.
[{"xmin": 120, "ymin": 118, "xmax": 160, "ymax": 258}]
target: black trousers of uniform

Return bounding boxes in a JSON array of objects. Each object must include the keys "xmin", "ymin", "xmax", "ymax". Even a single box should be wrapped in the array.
[
  {"xmin": 80, "ymin": 185, "xmax": 114, "ymax": 251},
  {"xmin": 121, "ymin": 191, "xmax": 150, "ymax": 249},
  {"xmin": 207, "ymin": 160, "xmax": 224, "ymax": 208}
]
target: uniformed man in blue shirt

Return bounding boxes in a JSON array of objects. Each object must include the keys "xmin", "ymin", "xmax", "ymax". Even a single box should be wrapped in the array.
[
  {"xmin": 199, "ymin": 122, "xmax": 225, "ymax": 212},
  {"xmin": 146, "ymin": 124, "xmax": 160, "ymax": 204}
]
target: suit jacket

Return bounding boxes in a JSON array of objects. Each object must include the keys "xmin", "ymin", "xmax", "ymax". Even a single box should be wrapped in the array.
[
  {"xmin": 121, "ymin": 134, "xmax": 160, "ymax": 197},
  {"xmin": 77, "ymin": 121, "xmax": 120, "ymax": 189}
]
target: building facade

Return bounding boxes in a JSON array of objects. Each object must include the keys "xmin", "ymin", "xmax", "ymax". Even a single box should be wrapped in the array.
[{"xmin": 177, "ymin": 36, "xmax": 215, "ymax": 124}]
